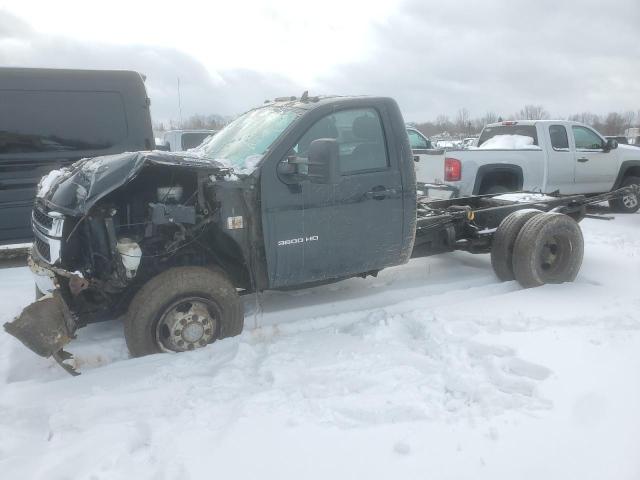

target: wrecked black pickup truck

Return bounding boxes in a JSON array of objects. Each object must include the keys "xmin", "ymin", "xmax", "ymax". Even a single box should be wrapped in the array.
[{"xmin": 5, "ymin": 95, "xmax": 639, "ymax": 375}]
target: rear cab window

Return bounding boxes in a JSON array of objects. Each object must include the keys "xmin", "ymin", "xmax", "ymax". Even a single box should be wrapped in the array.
[
  {"xmin": 0, "ymin": 90, "xmax": 128, "ymax": 155},
  {"xmin": 477, "ymin": 124, "xmax": 539, "ymax": 149}
]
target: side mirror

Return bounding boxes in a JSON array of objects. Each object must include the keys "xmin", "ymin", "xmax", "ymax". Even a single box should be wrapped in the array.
[
  {"xmin": 278, "ymin": 138, "xmax": 340, "ymax": 185},
  {"xmin": 604, "ymin": 138, "xmax": 618, "ymax": 152},
  {"xmin": 307, "ymin": 138, "xmax": 340, "ymax": 184}
]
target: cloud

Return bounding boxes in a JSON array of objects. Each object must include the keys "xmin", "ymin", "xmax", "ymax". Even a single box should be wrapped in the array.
[
  {"xmin": 1, "ymin": 2, "xmax": 639, "ymax": 124},
  {"xmin": 319, "ymin": 0, "xmax": 640, "ymax": 120},
  {"xmin": 0, "ymin": 9, "xmax": 302, "ymax": 123}
]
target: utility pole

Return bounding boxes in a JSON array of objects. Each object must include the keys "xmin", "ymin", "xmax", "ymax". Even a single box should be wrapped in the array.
[{"xmin": 177, "ymin": 76, "xmax": 183, "ymax": 128}]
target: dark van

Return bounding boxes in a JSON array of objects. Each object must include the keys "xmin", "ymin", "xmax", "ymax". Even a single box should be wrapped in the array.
[{"xmin": 0, "ymin": 68, "xmax": 154, "ymax": 244}]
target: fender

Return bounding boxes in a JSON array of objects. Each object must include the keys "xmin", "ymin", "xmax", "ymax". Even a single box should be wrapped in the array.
[
  {"xmin": 612, "ymin": 160, "xmax": 640, "ymax": 189},
  {"xmin": 472, "ymin": 164, "xmax": 524, "ymax": 194}
]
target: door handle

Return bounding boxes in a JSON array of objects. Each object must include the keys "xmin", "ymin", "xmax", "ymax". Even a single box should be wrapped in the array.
[
  {"xmin": 365, "ymin": 186, "xmax": 397, "ymax": 200},
  {"xmin": 577, "ymin": 157, "xmax": 589, "ymax": 163}
]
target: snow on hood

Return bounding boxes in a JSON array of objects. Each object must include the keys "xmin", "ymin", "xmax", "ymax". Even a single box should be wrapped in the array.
[
  {"xmin": 478, "ymin": 134, "xmax": 541, "ymax": 150},
  {"xmin": 36, "ymin": 167, "xmax": 72, "ymax": 198}
]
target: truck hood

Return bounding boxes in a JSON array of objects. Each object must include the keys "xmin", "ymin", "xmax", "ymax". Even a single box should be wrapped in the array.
[{"xmin": 38, "ymin": 150, "xmax": 230, "ymax": 216}]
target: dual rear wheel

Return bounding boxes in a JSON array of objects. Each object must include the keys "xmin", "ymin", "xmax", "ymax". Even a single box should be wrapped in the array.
[{"xmin": 491, "ymin": 210, "xmax": 584, "ymax": 288}]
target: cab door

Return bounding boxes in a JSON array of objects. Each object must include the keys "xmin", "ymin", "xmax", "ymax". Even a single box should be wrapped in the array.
[
  {"xmin": 571, "ymin": 125, "xmax": 618, "ymax": 193},
  {"xmin": 262, "ymin": 107, "xmax": 405, "ymax": 288}
]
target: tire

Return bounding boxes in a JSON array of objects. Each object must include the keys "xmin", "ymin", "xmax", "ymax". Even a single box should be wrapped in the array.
[
  {"xmin": 609, "ymin": 176, "xmax": 640, "ymax": 213},
  {"xmin": 491, "ymin": 209, "xmax": 543, "ymax": 281},
  {"xmin": 124, "ymin": 266, "xmax": 244, "ymax": 357},
  {"xmin": 512, "ymin": 213, "xmax": 584, "ymax": 288}
]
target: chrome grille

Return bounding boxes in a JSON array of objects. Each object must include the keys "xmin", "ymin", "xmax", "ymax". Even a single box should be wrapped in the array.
[
  {"xmin": 31, "ymin": 206, "xmax": 64, "ymax": 265},
  {"xmin": 33, "ymin": 207, "xmax": 54, "ymax": 230},
  {"xmin": 34, "ymin": 235, "xmax": 51, "ymax": 262}
]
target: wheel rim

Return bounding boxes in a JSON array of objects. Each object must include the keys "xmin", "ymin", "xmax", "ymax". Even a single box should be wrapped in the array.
[
  {"xmin": 538, "ymin": 234, "xmax": 571, "ymax": 276},
  {"xmin": 541, "ymin": 241, "xmax": 558, "ymax": 270},
  {"xmin": 155, "ymin": 297, "xmax": 220, "ymax": 352},
  {"xmin": 622, "ymin": 193, "xmax": 638, "ymax": 209}
]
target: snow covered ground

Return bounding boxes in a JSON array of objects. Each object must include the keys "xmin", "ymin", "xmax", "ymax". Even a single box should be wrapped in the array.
[{"xmin": 1, "ymin": 214, "xmax": 639, "ymax": 479}]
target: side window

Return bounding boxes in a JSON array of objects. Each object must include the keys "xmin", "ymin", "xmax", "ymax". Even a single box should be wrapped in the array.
[
  {"xmin": 0, "ymin": 90, "xmax": 127, "ymax": 155},
  {"xmin": 294, "ymin": 108, "xmax": 388, "ymax": 174},
  {"xmin": 572, "ymin": 126, "xmax": 604, "ymax": 150},
  {"xmin": 549, "ymin": 125, "xmax": 569, "ymax": 150},
  {"xmin": 408, "ymin": 129, "xmax": 429, "ymax": 149}
]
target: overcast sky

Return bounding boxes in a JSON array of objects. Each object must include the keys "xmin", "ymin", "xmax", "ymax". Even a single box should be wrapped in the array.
[{"xmin": 1, "ymin": 0, "xmax": 639, "ymax": 123}]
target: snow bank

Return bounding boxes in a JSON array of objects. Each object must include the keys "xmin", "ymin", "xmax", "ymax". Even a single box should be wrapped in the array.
[
  {"xmin": 478, "ymin": 134, "xmax": 541, "ymax": 150},
  {"xmin": 1, "ymin": 215, "xmax": 639, "ymax": 479}
]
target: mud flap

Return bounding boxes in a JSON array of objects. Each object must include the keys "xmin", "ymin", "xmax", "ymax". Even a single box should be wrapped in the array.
[{"xmin": 3, "ymin": 290, "xmax": 80, "ymax": 375}]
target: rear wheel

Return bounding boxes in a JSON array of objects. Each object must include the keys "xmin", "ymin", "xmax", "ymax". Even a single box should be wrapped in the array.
[
  {"xmin": 609, "ymin": 176, "xmax": 640, "ymax": 213},
  {"xmin": 512, "ymin": 213, "xmax": 584, "ymax": 288},
  {"xmin": 491, "ymin": 209, "xmax": 543, "ymax": 281},
  {"xmin": 124, "ymin": 266, "xmax": 244, "ymax": 357}
]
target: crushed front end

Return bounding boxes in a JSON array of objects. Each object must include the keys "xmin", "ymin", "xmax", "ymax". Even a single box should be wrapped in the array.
[{"xmin": 4, "ymin": 151, "xmax": 255, "ymax": 375}]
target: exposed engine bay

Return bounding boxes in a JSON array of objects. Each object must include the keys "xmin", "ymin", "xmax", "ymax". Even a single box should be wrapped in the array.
[{"xmin": 5, "ymin": 151, "xmax": 258, "ymax": 374}]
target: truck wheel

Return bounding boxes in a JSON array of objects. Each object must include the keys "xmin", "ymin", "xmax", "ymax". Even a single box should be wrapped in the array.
[
  {"xmin": 512, "ymin": 213, "xmax": 584, "ymax": 288},
  {"xmin": 124, "ymin": 266, "xmax": 244, "ymax": 357},
  {"xmin": 491, "ymin": 209, "xmax": 543, "ymax": 281},
  {"xmin": 609, "ymin": 176, "xmax": 640, "ymax": 213}
]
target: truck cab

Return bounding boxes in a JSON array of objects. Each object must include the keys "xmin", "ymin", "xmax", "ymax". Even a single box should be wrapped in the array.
[{"xmin": 6, "ymin": 96, "xmax": 416, "ymax": 366}]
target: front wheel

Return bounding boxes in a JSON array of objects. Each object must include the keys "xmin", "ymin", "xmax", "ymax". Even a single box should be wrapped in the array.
[
  {"xmin": 609, "ymin": 176, "xmax": 640, "ymax": 213},
  {"xmin": 124, "ymin": 266, "xmax": 244, "ymax": 357}
]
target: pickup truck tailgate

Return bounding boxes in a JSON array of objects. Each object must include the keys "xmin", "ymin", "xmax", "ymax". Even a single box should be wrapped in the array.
[{"xmin": 414, "ymin": 149, "xmax": 445, "ymax": 184}]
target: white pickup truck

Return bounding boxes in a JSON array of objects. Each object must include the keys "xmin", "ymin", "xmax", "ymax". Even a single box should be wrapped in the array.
[{"xmin": 418, "ymin": 120, "xmax": 640, "ymax": 213}]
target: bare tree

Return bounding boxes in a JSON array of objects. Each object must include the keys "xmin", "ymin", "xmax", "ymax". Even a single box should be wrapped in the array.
[
  {"xmin": 602, "ymin": 112, "xmax": 627, "ymax": 135},
  {"xmin": 623, "ymin": 111, "xmax": 636, "ymax": 130},
  {"xmin": 517, "ymin": 104, "xmax": 550, "ymax": 120},
  {"xmin": 568, "ymin": 112, "xmax": 599, "ymax": 125},
  {"xmin": 473, "ymin": 111, "xmax": 499, "ymax": 131},
  {"xmin": 484, "ymin": 111, "xmax": 498, "ymax": 125},
  {"xmin": 455, "ymin": 108, "xmax": 471, "ymax": 133}
]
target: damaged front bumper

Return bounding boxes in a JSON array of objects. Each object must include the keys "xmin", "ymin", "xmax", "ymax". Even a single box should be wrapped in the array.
[{"xmin": 3, "ymin": 252, "xmax": 83, "ymax": 375}]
